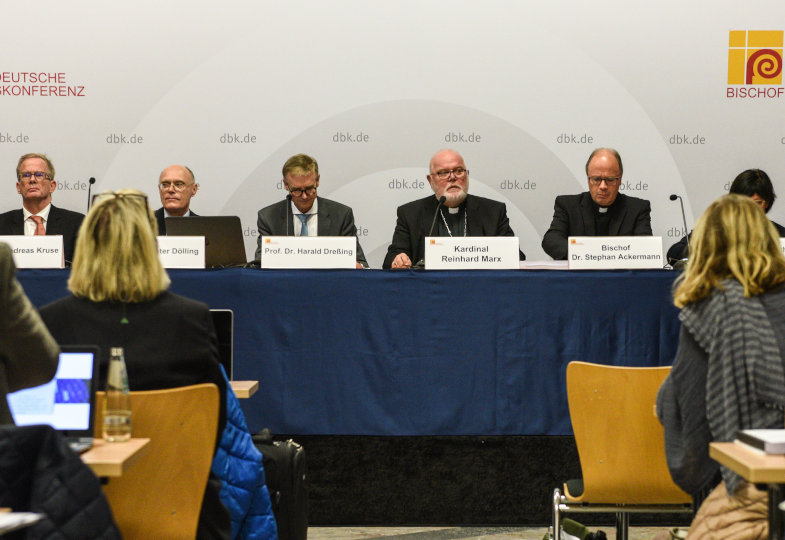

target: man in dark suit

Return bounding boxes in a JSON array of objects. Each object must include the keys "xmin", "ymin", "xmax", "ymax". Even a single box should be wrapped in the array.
[
  {"xmin": 541, "ymin": 148, "xmax": 652, "ymax": 260},
  {"xmin": 0, "ymin": 153, "xmax": 84, "ymax": 263},
  {"xmin": 383, "ymin": 149, "xmax": 524, "ymax": 269},
  {"xmin": 254, "ymin": 153, "xmax": 368, "ymax": 268},
  {"xmin": 154, "ymin": 164, "xmax": 199, "ymax": 235}
]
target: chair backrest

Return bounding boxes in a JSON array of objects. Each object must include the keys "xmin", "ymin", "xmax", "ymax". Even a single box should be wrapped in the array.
[
  {"xmin": 93, "ymin": 383, "xmax": 219, "ymax": 540},
  {"xmin": 566, "ymin": 361, "xmax": 691, "ymax": 504}
]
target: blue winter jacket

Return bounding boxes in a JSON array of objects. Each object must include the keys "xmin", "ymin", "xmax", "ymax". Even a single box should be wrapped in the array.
[{"xmin": 212, "ymin": 370, "xmax": 278, "ymax": 540}]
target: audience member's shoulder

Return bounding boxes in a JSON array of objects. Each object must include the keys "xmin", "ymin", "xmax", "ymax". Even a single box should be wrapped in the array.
[
  {"xmin": 39, "ymin": 294, "xmax": 83, "ymax": 317},
  {"xmin": 157, "ymin": 290, "xmax": 210, "ymax": 312}
]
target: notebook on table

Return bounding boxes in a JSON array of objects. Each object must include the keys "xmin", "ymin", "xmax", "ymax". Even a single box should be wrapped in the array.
[
  {"xmin": 165, "ymin": 216, "xmax": 248, "ymax": 268},
  {"xmin": 7, "ymin": 345, "xmax": 100, "ymax": 453}
]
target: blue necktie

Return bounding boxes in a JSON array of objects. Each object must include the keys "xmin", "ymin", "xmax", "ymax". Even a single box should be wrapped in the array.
[{"xmin": 297, "ymin": 214, "xmax": 309, "ymax": 237}]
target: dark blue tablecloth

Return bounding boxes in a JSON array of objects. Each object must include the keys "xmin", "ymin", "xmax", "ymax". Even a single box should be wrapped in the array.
[{"xmin": 18, "ymin": 268, "xmax": 680, "ymax": 436}]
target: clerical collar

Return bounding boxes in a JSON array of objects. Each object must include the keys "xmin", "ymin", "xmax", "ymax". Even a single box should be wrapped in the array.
[
  {"xmin": 590, "ymin": 197, "xmax": 615, "ymax": 214},
  {"xmin": 448, "ymin": 206, "xmax": 460, "ymax": 214}
]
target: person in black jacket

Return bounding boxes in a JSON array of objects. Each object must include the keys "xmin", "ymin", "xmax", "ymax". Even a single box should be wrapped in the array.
[
  {"xmin": 0, "ymin": 153, "xmax": 84, "ymax": 263},
  {"xmin": 666, "ymin": 169, "xmax": 785, "ymax": 263},
  {"xmin": 384, "ymin": 149, "xmax": 524, "ymax": 268},
  {"xmin": 154, "ymin": 164, "xmax": 199, "ymax": 234},
  {"xmin": 39, "ymin": 189, "xmax": 230, "ymax": 540},
  {"xmin": 542, "ymin": 148, "xmax": 652, "ymax": 260}
]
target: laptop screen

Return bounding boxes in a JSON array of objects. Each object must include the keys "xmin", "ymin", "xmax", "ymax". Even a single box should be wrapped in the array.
[
  {"xmin": 7, "ymin": 345, "xmax": 99, "ymax": 435},
  {"xmin": 165, "ymin": 216, "xmax": 247, "ymax": 268}
]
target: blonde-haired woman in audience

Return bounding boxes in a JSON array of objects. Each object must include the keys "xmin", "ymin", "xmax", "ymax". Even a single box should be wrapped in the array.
[
  {"xmin": 657, "ymin": 194, "xmax": 785, "ymax": 539},
  {"xmin": 38, "ymin": 189, "xmax": 232, "ymax": 540}
]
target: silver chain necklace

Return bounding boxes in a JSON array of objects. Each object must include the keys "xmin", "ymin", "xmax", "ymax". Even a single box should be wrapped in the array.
[{"xmin": 439, "ymin": 207, "xmax": 467, "ymax": 237}]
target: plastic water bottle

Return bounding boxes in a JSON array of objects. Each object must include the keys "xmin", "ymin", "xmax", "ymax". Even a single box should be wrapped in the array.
[{"xmin": 103, "ymin": 347, "xmax": 132, "ymax": 442}]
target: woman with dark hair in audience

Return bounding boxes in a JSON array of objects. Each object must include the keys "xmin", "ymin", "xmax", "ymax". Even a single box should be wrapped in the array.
[
  {"xmin": 657, "ymin": 194, "xmax": 785, "ymax": 539},
  {"xmin": 666, "ymin": 169, "xmax": 785, "ymax": 263},
  {"xmin": 38, "ymin": 189, "xmax": 233, "ymax": 539}
]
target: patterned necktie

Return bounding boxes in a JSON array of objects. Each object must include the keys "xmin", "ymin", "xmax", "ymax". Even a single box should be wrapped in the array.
[
  {"xmin": 296, "ymin": 214, "xmax": 309, "ymax": 237},
  {"xmin": 30, "ymin": 215, "xmax": 46, "ymax": 236}
]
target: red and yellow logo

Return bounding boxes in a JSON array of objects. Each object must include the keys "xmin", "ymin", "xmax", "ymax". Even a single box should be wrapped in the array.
[{"xmin": 728, "ymin": 30, "xmax": 783, "ymax": 85}]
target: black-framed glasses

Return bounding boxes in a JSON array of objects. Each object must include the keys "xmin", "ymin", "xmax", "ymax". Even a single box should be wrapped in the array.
[
  {"xmin": 158, "ymin": 181, "xmax": 193, "ymax": 191},
  {"xmin": 91, "ymin": 191, "xmax": 149, "ymax": 207},
  {"xmin": 288, "ymin": 185, "xmax": 317, "ymax": 197},
  {"xmin": 433, "ymin": 168, "xmax": 467, "ymax": 180},
  {"xmin": 588, "ymin": 176, "xmax": 621, "ymax": 186},
  {"xmin": 19, "ymin": 171, "xmax": 52, "ymax": 181}
]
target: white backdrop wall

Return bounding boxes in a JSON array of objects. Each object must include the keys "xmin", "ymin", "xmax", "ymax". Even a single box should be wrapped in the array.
[{"xmin": 2, "ymin": 1, "xmax": 784, "ymax": 267}]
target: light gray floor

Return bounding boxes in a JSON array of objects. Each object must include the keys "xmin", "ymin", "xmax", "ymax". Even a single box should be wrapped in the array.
[{"xmin": 308, "ymin": 526, "xmax": 670, "ymax": 539}]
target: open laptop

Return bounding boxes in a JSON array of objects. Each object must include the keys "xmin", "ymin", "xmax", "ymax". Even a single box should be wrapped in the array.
[
  {"xmin": 7, "ymin": 345, "xmax": 100, "ymax": 453},
  {"xmin": 165, "ymin": 216, "xmax": 248, "ymax": 268},
  {"xmin": 210, "ymin": 309, "xmax": 234, "ymax": 379}
]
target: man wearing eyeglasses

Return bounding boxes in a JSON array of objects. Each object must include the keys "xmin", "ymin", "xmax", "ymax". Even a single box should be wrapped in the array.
[
  {"xmin": 383, "ymin": 149, "xmax": 523, "ymax": 269},
  {"xmin": 254, "ymin": 153, "xmax": 368, "ymax": 268},
  {"xmin": 154, "ymin": 164, "xmax": 199, "ymax": 235},
  {"xmin": 541, "ymin": 147, "xmax": 652, "ymax": 260},
  {"xmin": 0, "ymin": 153, "xmax": 85, "ymax": 263}
]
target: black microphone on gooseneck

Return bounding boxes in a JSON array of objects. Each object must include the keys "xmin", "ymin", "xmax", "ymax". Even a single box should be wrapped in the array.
[
  {"xmin": 670, "ymin": 194, "xmax": 688, "ymax": 240},
  {"xmin": 86, "ymin": 177, "xmax": 96, "ymax": 212},
  {"xmin": 413, "ymin": 196, "xmax": 447, "ymax": 268},
  {"xmin": 285, "ymin": 194, "xmax": 292, "ymax": 236},
  {"xmin": 669, "ymin": 194, "xmax": 689, "ymax": 267},
  {"xmin": 427, "ymin": 196, "xmax": 447, "ymax": 237}
]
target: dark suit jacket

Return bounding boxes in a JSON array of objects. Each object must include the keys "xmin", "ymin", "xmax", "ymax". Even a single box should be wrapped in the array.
[
  {"xmin": 666, "ymin": 219, "xmax": 785, "ymax": 263},
  {"xmin": 541, "ymin": 192, "xmax": 653, "ymax": 260},
  {"xmin": 154, "ymin": 207, "xmax": 198, "ymax": 236},
  {"xmin": 383, "ymin": 194, "xmax": 524, "ymax": 269},
  {"xmin": 254, "ymin": 197, "xmax": 368, "ymax": 267},
  {"xmin": 0, "ymin": 205, "xmax": 85, "ymax": 264},
  {"xmin": 39, "ymin": 290, "xmax": 231, "ymax": 539}
]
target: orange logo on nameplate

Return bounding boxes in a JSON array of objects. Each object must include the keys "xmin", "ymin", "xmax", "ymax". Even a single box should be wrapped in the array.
[{"xmin": 728, "ymin": 30, "xmax": 783, "ymax": 85}]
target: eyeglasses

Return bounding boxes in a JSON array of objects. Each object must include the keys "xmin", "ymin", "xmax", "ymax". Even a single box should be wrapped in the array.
[
  {"xmin": 588, "ymin": 176, "xmax": 621, "ymax": 186},
  {"xmin": 158, "ymin": 181, "xmax": 193, "ymax": 191},
  {"xmin": 91, "ymin": 191, "xmax": 149, "ymax": 207},
  {"xmin": 288, "ymin": 185, "xmax": 317, "ymax": 197},
  {"xmin": 19, "ymin": 171, "xmax": 52, "ymax": 181},
  {"xmin": 432, "ymin": 168, "xmax": 468, "ymax": 180}
]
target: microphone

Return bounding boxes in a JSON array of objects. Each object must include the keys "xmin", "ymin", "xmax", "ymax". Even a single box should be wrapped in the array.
[
  {"xmin": 285, "ymin": 194, "xmax": 292, "ymax": 236},
  {"xmin": 669, "ymin": 194, "xmax": 689, "ymax": 267},
  {"xmin": 413, "ymin": 195, "xmax": 447, "ymax": 268},
  {"xmin": 427, "ymin": 196, "xmax": 447, "ymax": 237},
  {"xmin": 86, "ymin": 177, "xmax": 96, "ymax": 212}
]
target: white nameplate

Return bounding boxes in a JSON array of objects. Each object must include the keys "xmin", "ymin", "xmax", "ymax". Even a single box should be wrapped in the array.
[
  {"xmin": 0, "ymin": 235, "xmax": 64, "ymax": 268},
  {"xmin": 260, "ymin": 236, "xmax": 356, "ymax": 269},
  {"xmin": 157, "ymin": 236, "xmax": 205, "ymax": 268},
  {"xmin": 568, "ymin": 236, "xmax": 663, "ymax": 269},
  {"xmin": 425, "ymin": 237, "xmax": 520, "ymax": 269}
]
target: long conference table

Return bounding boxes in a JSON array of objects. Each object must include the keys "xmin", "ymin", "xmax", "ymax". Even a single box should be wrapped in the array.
[{"xmin": 19, "ymin": 268, "xmax": 681, "ymax": 437}]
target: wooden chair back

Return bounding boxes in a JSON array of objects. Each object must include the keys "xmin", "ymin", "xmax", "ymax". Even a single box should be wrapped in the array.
[
  {"xmin": 94, "ymin": 383, "xmax": 219, "ymax": 539},
  {"xmin": 566, "ymin": 361, "xmax": 691, "ymax": 504}
]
